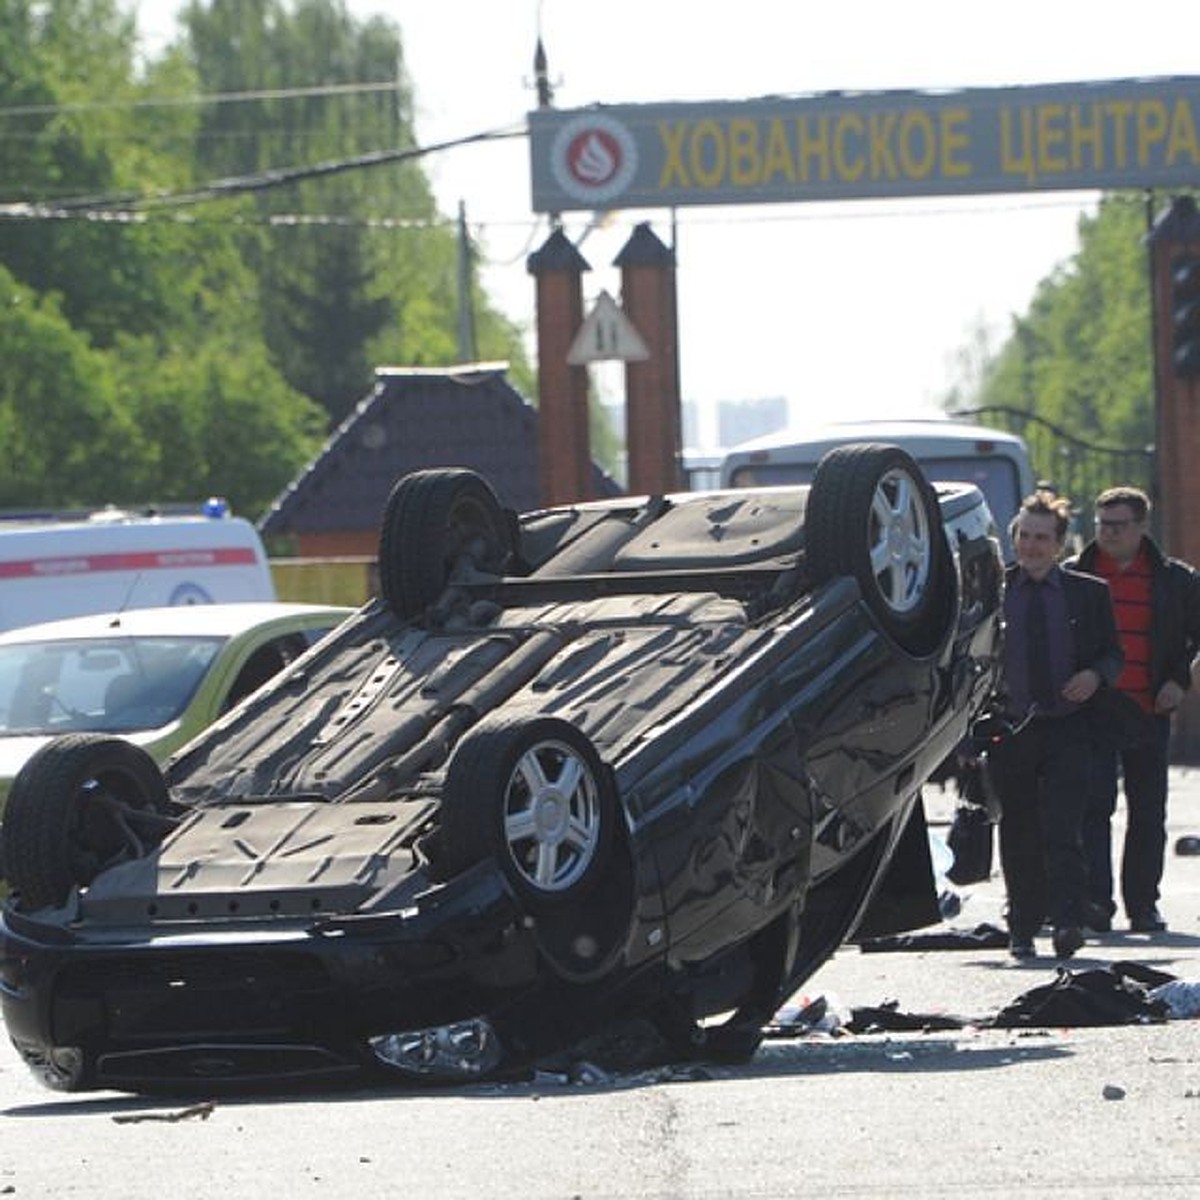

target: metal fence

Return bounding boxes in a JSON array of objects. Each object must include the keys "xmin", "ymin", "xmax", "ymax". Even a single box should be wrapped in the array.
[{"xmin": 951, "ymin": 405, "xmax": 1155, "ymax": 530}]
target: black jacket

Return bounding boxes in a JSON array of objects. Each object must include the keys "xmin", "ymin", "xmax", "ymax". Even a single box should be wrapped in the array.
[
  {"xmin": 999, "ymin": 563, "xmax": 1124, "ymax": 713},
  {"xmin": 1069, "ymin": 536, "xmax": 1200, "ymax": 695}
]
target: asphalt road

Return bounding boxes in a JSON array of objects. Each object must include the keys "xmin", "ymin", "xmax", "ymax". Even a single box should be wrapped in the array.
[{"xmin": 3, "ymin": 772, "xmax": 1200, "ymax": 1198}]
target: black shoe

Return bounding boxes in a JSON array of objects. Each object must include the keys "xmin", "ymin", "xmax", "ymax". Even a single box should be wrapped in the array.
[
  {"xmin": 1129, "ymin": 906, "xmax": 1167, "ymax": 933},
  {"xmin": 1052, "ymin": 926, "xmax": 1084, "ymax": 960},
  {"xmin": 1009, "ymin": 936, "xmax": 1036, "ymax": 960},
  {"xmin": 1083, "ymin": 902, "xmax": 1112, "ymax": 933}
]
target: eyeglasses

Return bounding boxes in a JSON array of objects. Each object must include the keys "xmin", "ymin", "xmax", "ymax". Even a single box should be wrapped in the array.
[{"xmin": 1094, "ymin": 516, "xmax": 1138, "ymax": 532}]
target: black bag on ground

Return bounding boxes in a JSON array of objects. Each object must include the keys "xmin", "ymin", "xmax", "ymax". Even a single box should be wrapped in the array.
[
  {"xmin": 989, "ymin": 963, "xmax": 1176, "ymax": 1028},
  {"xmin": 946, "ymin": 804, "xmax": 993, "ymax": 885}
]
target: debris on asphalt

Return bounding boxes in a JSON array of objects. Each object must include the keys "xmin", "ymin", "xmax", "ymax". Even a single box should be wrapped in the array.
[
  {"xmin": 766, "ymin": 994, "xmax": 845, "ymax": 1036},
  {"xmin": 986, "ymin": 963, "xmax": 1174, "ymax": 1028},
  {"xmin": 1148, "ymin": 979, "xmax": 1200, "ymax": 1018},
  {"xmin": 112, "ymin": 1100, "xmax": 215, "ymax": 1125},
  {"xmin": 765, "ymin": 961, "xmax": 1196, "ymax": 1044},
  {"xmin": 857, "ymin": 921, "xmax": 1010, "ymax": 953},
  {"xmin": 845, "ymin": 1001, "xmax": 967, "ymax": 1033}
]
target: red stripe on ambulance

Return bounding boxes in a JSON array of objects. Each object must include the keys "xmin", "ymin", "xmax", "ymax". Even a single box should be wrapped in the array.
[{"xmin": 0, "ymin": 547, "xmax": 259, "ymax": 579}]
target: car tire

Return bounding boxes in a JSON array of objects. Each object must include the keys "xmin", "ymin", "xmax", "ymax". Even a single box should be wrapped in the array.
[
  {"xmin": 378, "ymin": 468, "xmax": 512, "ymax": 620},
  {"xmin": 805, "ymin": 442, "xmax": 952, "ymax": 655},
  {"xmin": 1, "ymin": 734, "xmax": 172, "ymax": 911},
  {"xmin": 439, "ymin": 715, "xmax": 616, "ymax": 909}
]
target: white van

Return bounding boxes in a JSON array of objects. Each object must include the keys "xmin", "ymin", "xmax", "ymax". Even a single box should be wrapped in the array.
[
  {"xmin": 0, "ymin": 504, "xmax": 276, "ymax": 634},
  {"xmin": 719, "ymin": 418, "xmax": 1036, "ymax": 559}
]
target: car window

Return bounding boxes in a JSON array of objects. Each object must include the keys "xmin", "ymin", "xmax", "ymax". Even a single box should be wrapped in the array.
[
  {"xmin": 728, "ymin": 462, "xmax": 818, "ymax": 487},
  {"xmin": 222, "ymin": 630, "xmax": 327, "ymax": 713},
  {"xmin": 729, "ymin": 454, "xmax": 1021, "ymax": 556},
  {"xmin": 0, "ymin": 636, "xmax": 224, "ymax": 736}
]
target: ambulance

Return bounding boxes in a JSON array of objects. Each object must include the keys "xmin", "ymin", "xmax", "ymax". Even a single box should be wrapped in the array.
[{"xmin": 0, "ymin": 501, "xmax": 276, "ymax": 634}]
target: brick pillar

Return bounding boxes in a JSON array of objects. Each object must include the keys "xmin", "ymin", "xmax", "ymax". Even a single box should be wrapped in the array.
[
  {"xmin": 617, "ymin": 223, "xmax": 682, "ymax": 495},
  {"xmin": 528, "ymin": 229, "xmax": 592, "ymax": 505},
  {"xmin": 1148, "ymin": 195, "xmax": 1200, "ymax": 763},
  {"xmin": 1149, "ymin": 196, "xmax": 1200, "ymax": 562}
]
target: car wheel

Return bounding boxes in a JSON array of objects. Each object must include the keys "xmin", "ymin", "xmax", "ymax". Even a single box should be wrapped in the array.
[
  {"xmin": 805, "ymin": 442, "xmax": 952, "ymax": 654},
  {"xmin": 1, "ymin": 734, "xmax": 173, "ymax": 911},
  {"xmin": 439, "ymin": 715, "xmax": 615, "ymax": 909},
  {"xmin": 378, "ymin": 468, "xmax": 512, "ymax": 620}
]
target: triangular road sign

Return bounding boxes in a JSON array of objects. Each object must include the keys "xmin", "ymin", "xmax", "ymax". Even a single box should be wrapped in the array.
[{"xmin": 567, "ymin": 290, "xmax": 651, "ymax": 364}]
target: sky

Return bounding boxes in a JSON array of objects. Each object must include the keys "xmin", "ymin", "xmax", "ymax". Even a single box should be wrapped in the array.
[{"xmin": 133, "ymin": 0, "xmax": 1200, "ymax": 448}]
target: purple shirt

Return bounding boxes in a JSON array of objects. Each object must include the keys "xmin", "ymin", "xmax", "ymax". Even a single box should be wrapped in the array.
[{"xmin": 1004, "ymin": 567, "xmax": 1077, "ymax": 718}]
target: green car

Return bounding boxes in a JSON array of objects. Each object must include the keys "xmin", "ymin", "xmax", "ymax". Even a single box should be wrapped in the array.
[{"xmin": 0, "ymin": 602, "xmax": 353, "ymax": 825}]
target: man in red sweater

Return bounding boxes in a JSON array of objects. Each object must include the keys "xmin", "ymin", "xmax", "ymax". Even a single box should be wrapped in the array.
[{"xmin": 1070, "ymin": 487, "xmax": 1200, "ymax": 933}]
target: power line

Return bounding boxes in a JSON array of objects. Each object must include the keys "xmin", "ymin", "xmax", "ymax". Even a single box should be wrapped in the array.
[
  {"xmin": 0, "ymin": 188, "xmax": 1092, "ymax": 240},
  {"xmin": 11, "ymin": 123, "xmax": 528, "ymax": 214},
  {"xmin": 0, "ymin": 205, "xmax": 453, "ymax": 230},
  {"xmin": 141, "ymin": 125, "xmax": 527, "ymax": 209},
  {"xmin": 0, "ymin": 80, "xmax": 406, "ymax": 120}
]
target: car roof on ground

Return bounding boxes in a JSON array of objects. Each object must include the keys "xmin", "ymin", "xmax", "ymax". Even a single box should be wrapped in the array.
[{"xmin": 0, "ymin": 603, "xmax": 355, "ymax": 644}]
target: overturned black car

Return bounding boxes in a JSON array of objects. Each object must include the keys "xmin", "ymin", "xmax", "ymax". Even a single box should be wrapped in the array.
[{"xmin": 0, "ymin": 444, "xmax": 1003, "ymax": 1093}]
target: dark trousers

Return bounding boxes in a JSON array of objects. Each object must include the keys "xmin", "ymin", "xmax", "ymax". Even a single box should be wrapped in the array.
[
  {"xmin": 1083, "ymin": 712, "xmax": 1171, "ymax": 916},
  {"xmin": 988, "ymin": 711, "xmax": 1092, "ymax": 937}
]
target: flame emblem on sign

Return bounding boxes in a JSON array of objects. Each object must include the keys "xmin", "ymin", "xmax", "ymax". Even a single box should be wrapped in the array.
[
  {"xmin": 570, "ymin": 131, "xmax": 620, "ymax": 185},
  {"xmin": 550, "ymin": 114, "xmax": 638, "ymax": 205}
]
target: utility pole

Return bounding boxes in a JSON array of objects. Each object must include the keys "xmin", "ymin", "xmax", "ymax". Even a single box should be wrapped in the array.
[{"xmin": 455, "ymin": 200, "xmax": 478, "ymax": 363}]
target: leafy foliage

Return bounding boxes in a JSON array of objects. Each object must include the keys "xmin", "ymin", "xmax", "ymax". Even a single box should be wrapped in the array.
[
  {"xmin": 0, "ymin": 0, "xmax": 533, "ymax": 520},
  {"xmin": 108, "ymin": 333, "xmax": 327, "ymax": 515},
  {"xmin": 0, "ymin": 1, "xmax": 205, "ymax": 347},
  {"xmin": 952, "ymin": 193, "xmax": 1159, "ymax": 469},
  {"xmin": 179, "ymin": 0, "xmax": 531, "ymax": 423},
  {"xmin": 935, "ymin": 191, "xmax": 1200, "ymax": 518},
  {"xmin": 0, "ymin": 264, "xmax": 145, "ymax": 509}
]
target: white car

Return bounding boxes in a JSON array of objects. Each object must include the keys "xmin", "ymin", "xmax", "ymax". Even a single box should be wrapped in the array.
[{"xmin": 0, "ymin": 603, "xmax": 353, "ymax": 819}]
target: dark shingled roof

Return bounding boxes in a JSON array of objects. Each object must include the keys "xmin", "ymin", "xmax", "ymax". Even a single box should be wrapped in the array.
[{"xmin": 258, "ymin": 364, "xmax": 619, "ymax": 537}]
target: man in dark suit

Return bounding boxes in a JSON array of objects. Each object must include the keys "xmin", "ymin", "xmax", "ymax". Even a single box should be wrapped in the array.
[{"xmin": 987, "ymin": 491, "xmax": 1124, "ymax": 961}]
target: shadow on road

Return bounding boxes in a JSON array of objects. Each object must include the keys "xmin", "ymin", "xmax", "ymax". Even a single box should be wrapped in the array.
[{"xmin": 2, "ymin": 1027, "xmax": 1078, "ymax": 1118}]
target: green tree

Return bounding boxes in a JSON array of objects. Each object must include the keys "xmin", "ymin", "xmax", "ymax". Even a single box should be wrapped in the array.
[
  {"xmin": 0, "ymin": 0, "xmax": 536, "ymax": 518},
  {"xmin": 180, "ymin": 0, "xmax": 428, "ymax": 414},
  {"xmin": 0, "ymin": 2, "xmax": 329, "ymax": 515},
  {"xmin": 951, "ymin": 193, "xmax": 1157, "ymax": 456},
  {"xmin": 0, "ymin": 0, "xmax": 210, "ymax": 348},
  {"xmin": 111, "ymin": 333, "xmax": 327, "ymax": 516},
  {"xmin": 0, "ymin": 264, "xmax": 148, "ymax": 508},
  {"xmin": 274, "ymin": 225, "xmax": 392, "ymax": 421},
  {"xmin": 178, "ymin": 0, "xmax": 531, "ymax": 422}
]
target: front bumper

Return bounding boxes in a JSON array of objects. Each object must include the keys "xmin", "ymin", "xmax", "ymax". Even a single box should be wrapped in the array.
[{"xmin": 0, "ymin": 862, "xmax": 552, "ymax": 1091}]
